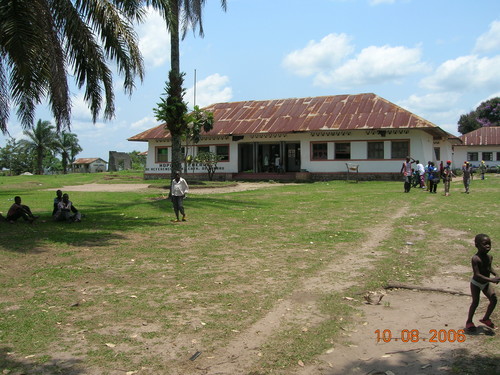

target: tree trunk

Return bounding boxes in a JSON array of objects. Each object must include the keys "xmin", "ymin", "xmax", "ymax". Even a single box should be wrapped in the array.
[{"xmin": 169, "ymin": 0, "xmax": 182, "ymax": 179}]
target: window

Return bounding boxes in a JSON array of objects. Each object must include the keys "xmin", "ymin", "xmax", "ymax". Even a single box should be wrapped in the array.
[
  {"xmin": 216, "ymin": 145, "xmax": 229, "ymax": 161},
  {"xmin": 497, "ymin": 152, "xmax": 500, "ymax": 161},
  {"xmin": 197, "ymin": 146, "xmax": 209, "ymax": 154},
  {"xmin": 434, "ymin": 147, "xmax": 440, "ymax": 161},
  {"xmin": 312, "ymin": 143, "xmax": 327, "ymax": 160},
  {"xmin": 156, "ymin": 147, "xmax": 169, "ymax": 163},
  {"xmin": 335, "ymin": 142, "xmax": 351, "ymax": 159},
  {"xmin": 482, "ymin": 152, "xmax": 493, "ymax": 161},
  {"xmin": 467, "ymin": 152, "xmax": 478, "ymax": 162},
  {"xmin": 391, "ymin": 141, "xmax": 409, "ymax": 159},
  {"xmin": 367, "ymin": 142, "xmax": 384, "ymax": 159}
]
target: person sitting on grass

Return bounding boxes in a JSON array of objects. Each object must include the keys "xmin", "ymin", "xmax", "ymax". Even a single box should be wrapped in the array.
[
  {"xmin": 53, "ymin": 193, "xmax": 82, "ymax": 223},
  {"xmin": 52, "ymin": 189, "xmax": 63, "ymax": 215},
  {"xmin": 466, "ymin": 234, "xmax": 500, "ymax": 331},
  {"xmin": 1, "ymin": 196, "xmax": 38, "ymax": 224}
]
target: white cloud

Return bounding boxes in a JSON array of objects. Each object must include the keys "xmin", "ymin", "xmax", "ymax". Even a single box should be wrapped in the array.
[
  {"xmin": 137, "ymin": 7, "xmax": 170, "ymax": 68},
  {"xmin": 185, "ymin": 73, "xmax": 232, "ymax": 108},
  {"xmin": 282, "ymin": 33, "xmax": 354, "ymax": 77},
  {"xmin": 399, "ymin": 92, "xmax": 461, "ymax": 113},
  {"xmin": 130, "ymin": 116, "xmax": 157, "ymax": 130},
  {"xmin": 369, "ymin": 0, "xmax": 396, "ymax": 5},
  {"xmin": 474, "ymin": 20, "xmax": 500, "ymax": 54},
  {"xmin": 71, "ymin": 94, "xmax": 93, "ymax": 121},
  {"xmin": 420, "ymin": 55, "xmax": 500, "ymax": 91},
  {"xmin": 315, "ymin": 45, "xmax": 428, "ymax": 87}
]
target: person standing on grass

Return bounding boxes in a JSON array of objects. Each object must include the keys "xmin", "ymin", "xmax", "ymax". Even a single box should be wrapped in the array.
[
  {"xmin": 427, "ymin": 162, "xmax": 439, "ymax": 194},
  {"xmin": 478, "ymin": 160, "xmax": 487, "ymax": 180},
  {"xmin": 416, "ymin": 160, "xmax": 425, "ymax": 188},
  {"xmin": 400, "ymin": 156, "xmax": 415, "ymax": 193},
  {"xmin": 169, "ymin": 171, "xmax": 189, "ymax": 222},
  {"xmin": 466, "ymin": 234, "xmax": 500, "ymax": 331},
  {"xmin": 1, "ymin": 196, "xmax": 38, "ymax": 224},
  {"xmin": 442, "ymin": 160, "xmax": 455, "ymax": 197},
  {"xmin": 462, "ymin": 161, "xmax": 472, "ymax": 194}
]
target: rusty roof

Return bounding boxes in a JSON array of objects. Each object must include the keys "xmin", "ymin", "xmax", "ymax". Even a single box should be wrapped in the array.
[
  {"xmin": 73, "ymin": 158, "xmax": 107, "ymax": 165},
  {"xmin": 457, "ymin": 126, "xmax": 500, "ymax": 146},
  {"xmin": 129, "ymin": 93, "xmax": 449, "ymax": 141}
]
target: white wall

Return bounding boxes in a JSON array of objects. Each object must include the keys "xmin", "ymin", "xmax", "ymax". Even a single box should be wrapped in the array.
[{"xmin": 142, "ymin": 130, "xmax": 453, "ymax": 175}]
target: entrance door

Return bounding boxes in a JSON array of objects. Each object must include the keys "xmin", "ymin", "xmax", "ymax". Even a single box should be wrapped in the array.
[
  {"xmin": 286, "ymin": 143, "xmax": 301, "ymax": 172},
  {"xmin": 238, "ymin": 144, "xmax": 253, "ymax": 172}
]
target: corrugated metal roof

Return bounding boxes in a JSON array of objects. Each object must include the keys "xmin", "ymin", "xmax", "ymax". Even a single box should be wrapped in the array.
[
  {"xmin": 128, "ymin": 93, "xmax": 448, "ymax": 141},
  {"xmin": 73, "ymin": 158, "xmax": 106, "ymax": 165},
  {"xmin": 458, "ymin": 126, "xmax": 500, "ymax": 146}
]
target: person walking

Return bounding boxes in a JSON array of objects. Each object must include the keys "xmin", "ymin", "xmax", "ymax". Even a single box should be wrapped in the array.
[
  {"xmin": 462, "ymin": 161, "xmax": 472, "ymax": 194},
  {"xmin": 169, "ymin": 171, "xmax": 189, "ymax": 222},
  {"xmin": 400, "ymin": 156, "xmax": 415, "ymax": 193}
]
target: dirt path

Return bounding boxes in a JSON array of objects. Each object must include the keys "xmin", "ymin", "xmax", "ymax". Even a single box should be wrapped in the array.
[
  {"xmin": 185, "ymin": 205, "xmax": 413, "ymax": 374},
  {"xmin": 46, "ymin": 182, "xmax": 283, "ymax": 194}
]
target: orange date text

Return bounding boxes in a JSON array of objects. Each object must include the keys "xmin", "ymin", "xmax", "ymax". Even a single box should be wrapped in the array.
[{"xmin": 374, "ymin": 329, "xmax": 466, "ymax": 343}]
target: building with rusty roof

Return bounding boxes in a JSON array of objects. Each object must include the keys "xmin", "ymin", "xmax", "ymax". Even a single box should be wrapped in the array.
[
  {"xmin": 129, "ymin": 93, "xmax": 460, "ymax": 180},
  {"xmin": 72, "ymin": 158, "xmax": 107, "ymax": 173},
  {"xmin": 453, "ymin": 126, "xmax": 500, "ymax": 168}
]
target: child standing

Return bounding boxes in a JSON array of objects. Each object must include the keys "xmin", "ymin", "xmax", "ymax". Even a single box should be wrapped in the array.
[
  {"xmin": 466, "ymin": 234, "xmax": 500, "ymax": 331},
  {"xmin": 442, "ymin": 160, "xmax": 455, "ymax": 197}
]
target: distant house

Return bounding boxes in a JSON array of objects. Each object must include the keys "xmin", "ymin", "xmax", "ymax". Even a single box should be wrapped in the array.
[
  {"xmin": 72, "ymin": 158, "xmax": 107, "ymax": 173},
  {"xmin": 129, "ymin": 93, "xmax": 460, "ymax": 180},
  {"xmin": 453, "ymin": 127, "xmax": 500, "ymax": 168}
]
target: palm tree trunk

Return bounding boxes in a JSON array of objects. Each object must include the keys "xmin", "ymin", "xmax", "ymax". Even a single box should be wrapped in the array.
[{"xmin": 169, "ymin": 0, "xmax": 182, "ymax": 177}]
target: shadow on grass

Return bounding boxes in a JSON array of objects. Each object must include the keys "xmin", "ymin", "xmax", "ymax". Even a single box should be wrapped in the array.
[
  {"xmin": 0, "ymin": 347, "xmax": 84, "ymax": 375},
  {"xmin": 0, "ymin": 194, "xmax": 267, "ymax": 253},
  {"xmin": 320, "ymin": 346, "xmax": 499, "ymax": 375}
]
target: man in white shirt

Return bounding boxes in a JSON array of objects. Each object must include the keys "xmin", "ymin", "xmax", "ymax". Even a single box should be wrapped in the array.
[
  {"xmin": 169, "ymin": 171, "xmax": 189, "ymax": 222},
  {"xmin": 416, "ymin": 160, "xmax": 425, "ymax": 188}
]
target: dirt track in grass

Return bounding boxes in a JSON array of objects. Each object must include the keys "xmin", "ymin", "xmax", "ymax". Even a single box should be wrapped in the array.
[{"xmin": 19, "ymin": 182, "xmax": 500, "ymax": 374}]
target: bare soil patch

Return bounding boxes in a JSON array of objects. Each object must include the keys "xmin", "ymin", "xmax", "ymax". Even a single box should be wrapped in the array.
[{"xmin": 46, "ymin": 182, "xmax": 284, "ymax": 194}]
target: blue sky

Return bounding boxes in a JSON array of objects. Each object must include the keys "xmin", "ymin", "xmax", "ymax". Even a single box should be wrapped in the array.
[{"xmin": 2, "ymin": 0, "xmax": 500, "ymax": 162}]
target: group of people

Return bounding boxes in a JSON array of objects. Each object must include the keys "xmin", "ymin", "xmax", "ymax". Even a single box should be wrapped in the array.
[
  {"xmin": 1, "ymin": 190, "xmax": 81, "ymax": 224},
  {"xmin": 401, "ymin": 157, "xmax": 477, "ymax": 196}
]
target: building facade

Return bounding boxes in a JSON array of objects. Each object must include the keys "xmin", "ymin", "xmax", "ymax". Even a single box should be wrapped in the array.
[
  {"xmin": 129, "ymin": 94, "xmax": 460, "ymax": 180},
  {"xmin": 72, "ymin": 158, "xmax": 107, "ymax": 173},
  {"xmin": 453, "ymin": 127, "xmax": 500, "ymax": 169}
]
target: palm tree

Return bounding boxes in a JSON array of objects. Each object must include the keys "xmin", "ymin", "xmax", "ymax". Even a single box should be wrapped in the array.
[
  {"xmin": 150, "ymin": 0, "xmax": 227, "ymax": 176},
  {"xmin": 19, "ymin": 119, "xmax": 56, "ymax": 175},
  {"xmin": 54, "ymin": 131, "xmax": 82, "ymax": 174},
  {"xmin": 0, "ymin": 0, "xmax": 145, "ymax": 133}
]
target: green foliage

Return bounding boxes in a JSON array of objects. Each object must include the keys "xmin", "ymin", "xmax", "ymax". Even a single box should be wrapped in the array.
[
  {"xmin": 129, "ymin": 150, "xmax": 146, "ymax": 170},
  {"xmin": 154, "ymin": 71, "xmax": 188, "ymax": 136},
  {"xmin": 195, "ymin": 151, "xmax": 223, "ymax": 180},
  {"xmin": 184, "ymin": 105, "xmax": 214, "ymax": 144},
  {"xmin": 458, "ymin": 97, "xmax": 500, "ymax": 134},
  {"xmin": 0, "ymin": 139, "xmax": 33, "ymax": 175},
  {"xmin": 0, "ymin": 0, "xmax": 144, "ymax": 132}
]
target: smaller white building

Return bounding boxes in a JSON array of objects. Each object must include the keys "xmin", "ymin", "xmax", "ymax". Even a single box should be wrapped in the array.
[
  {"xmin": 453, "ymin": 127, "xmax": 500, "ymax": 168},
  {"xmin": 72, "ymin": 158, "xmax": 107, "ymax": 173}
]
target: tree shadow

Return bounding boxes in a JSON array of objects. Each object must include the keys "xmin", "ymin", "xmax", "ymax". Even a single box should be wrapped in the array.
[
  {"xmin": 0, "ymin": 193, "xmax": 267, "ymax": 253},
  {"xmin": 0, "ymin": 347, "xmax": 85, "ymax": 375}
]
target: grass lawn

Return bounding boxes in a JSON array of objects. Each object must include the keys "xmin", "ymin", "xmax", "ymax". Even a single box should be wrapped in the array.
[{"xmin": 0, "ymin": 172, "xmax": 499, "ymax": 374}]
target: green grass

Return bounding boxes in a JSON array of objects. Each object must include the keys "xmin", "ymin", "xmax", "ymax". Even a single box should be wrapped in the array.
[{"xmin": 0, "ymin": 173, "xmax": 499, "ymax": 374}]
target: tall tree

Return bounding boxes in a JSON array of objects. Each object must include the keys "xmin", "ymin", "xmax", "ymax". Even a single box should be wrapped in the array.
[
  {"xmin": 458, "ymin": 97, "xmax": 500, "ymax": 134},
  {"xmin": 0, "ymin": 139, "xmax": 33, "ymax": 175},
  {"xmin": 150, "ymin": 0, "xmax": 227, "ymax": 177},
  {"xmin": 19, "ymin": 119, "xmax": 56, "ymax": 175},
  {"xmin": 0, "ymin": 0, "xmax": 145, "ymax": 133},
  {"xmin": 54, "ymin": 131, "xmax": 82, "ymax": 174}
]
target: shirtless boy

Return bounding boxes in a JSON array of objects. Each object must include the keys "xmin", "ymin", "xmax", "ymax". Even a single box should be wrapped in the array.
[{"xmin": 466, "ymin": 234, "xmax": 500, "ymax": 331}]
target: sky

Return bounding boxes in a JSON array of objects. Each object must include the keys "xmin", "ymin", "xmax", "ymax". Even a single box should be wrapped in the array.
[{"xmin": 2, "ymin": 0, "xmax": 500, "ymax": 162}]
